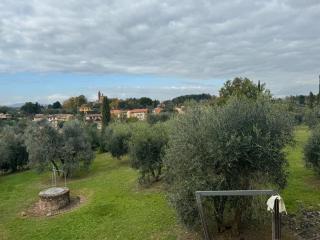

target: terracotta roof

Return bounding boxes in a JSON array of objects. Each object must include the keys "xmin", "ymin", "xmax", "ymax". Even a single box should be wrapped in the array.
[
  {"xmin": 128, "ymin": 109, "xmax": 148, "ymax": 113},
  {"xmin": 111, "ymin": 110, "xmax": 124, "ymax": 114},
  {"xmin": 154, "ymin": 107, "xmax": 163, "ymax": 114}
]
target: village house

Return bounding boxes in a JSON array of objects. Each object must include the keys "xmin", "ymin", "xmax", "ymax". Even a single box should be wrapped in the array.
[
  {"xmin": 79, "ymin": 104, "xmax": 92, "ymax": 114},
  {"xmin": 111, "ymin": 109, "xmax": 127, "ymax": 119},
  {"xmin": 33, "ymin": 114, "xmax": 74, "ymax": 128},
  {"xmin": 85, "ymin": 113, "xmax": 102, "ymax": 122},
  {"xmin": 48, "ymin": 114, "xmax": 74, "ymax": 128},
  {"xmin": 47, "ymin": 114, "xmax": 74, "ymax": 122},
  {"xmin": 153, "ymin": 107, "xmax": 163, "ymax": 114},
  {"xmin": 175, "ymin": 106, "xmax": 185, "ymax": 114},
  {"xmin": 33, "ymin": 114, "xmax": 46, "ymax": 122},
  {"xmin": 110, "ymin": 109, "xmax": 149, "ymax": 121},
  {"xmin": 0, "ymin": 113, "xmax": 13, "ymax": 120},
  {"xmin": 85, "ymin": 113, "xmax": 102, "ymax": 129},
  {"xmin": 127, "ymin": 109, "xmax": 148, "ymax": 121}
]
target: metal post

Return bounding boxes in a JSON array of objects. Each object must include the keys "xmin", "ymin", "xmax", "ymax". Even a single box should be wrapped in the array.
[
  {"xmin": 64, "ymin": 171, "xmax": 67, "ymax": 187},
  {"xmin": 51, "ymin": 170, "xmax": 54, "ymax": 187},
  {"xmin": 53, "ymin": 168, "xmax": 57, "ymax": 187},
  {"xmin": 196, "ymin": 193, "xmax": 211, "ymax": 240},
  {"xmin": 272, "ymin": 198, "xmax": 281, "ymax": 240}
]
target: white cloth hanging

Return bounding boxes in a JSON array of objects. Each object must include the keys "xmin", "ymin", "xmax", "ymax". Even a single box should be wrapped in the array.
[{"xmin": 266, "ymin": 195, "xmax": 287, "ymax": 214}]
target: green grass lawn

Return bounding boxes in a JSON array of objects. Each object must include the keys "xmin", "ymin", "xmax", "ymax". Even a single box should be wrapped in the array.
[
  {"xmin": 0, "ymin": 154, "xmax": 193, "ymax": 240},
  {"xmin": 282, "ymin": 125, "xmax": 320, "ymax": 212}
]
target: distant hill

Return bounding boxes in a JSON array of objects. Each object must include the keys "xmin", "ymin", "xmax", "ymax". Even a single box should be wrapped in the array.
[
  {"xmin": 7, "ymin": 103, "xmax": 24, "ymax": 108},
  {"xmin": 166, "ymin": 93, "xmax": 214, "ymax": 106}
]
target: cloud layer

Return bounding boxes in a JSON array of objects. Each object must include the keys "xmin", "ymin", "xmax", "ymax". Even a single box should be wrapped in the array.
[{"xmin": 1, "ymin": 0, "xmax": 320, "ymax": 96}]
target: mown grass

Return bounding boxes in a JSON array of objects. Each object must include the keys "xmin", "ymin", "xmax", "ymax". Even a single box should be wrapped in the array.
[
  {"xmin": 0, "ymin": 154, "xmax": 191, "ymax": 240},
  {"xmin": 282, "ymin": 125, "xmax": 320, "ymax": 212}
]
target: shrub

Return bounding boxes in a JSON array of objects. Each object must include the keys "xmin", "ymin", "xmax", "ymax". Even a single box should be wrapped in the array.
[
  {"xmin": 164, "ymin": 97, "xmax": 293, "ymax": 229},
  {"xmin": 60, "ymin": 121, "xmax": 94, "ymax": 177},
  {"xmin": 99, "ymin": 127, "xmax": 112, "ymax": 153},
  {"xmin": 102, "ymin": 123, "xmax": 132, "ymax": 159},
  {"xmin": 129, "ymin": 122, "xmax": 168, "ymax": 184},
  {"xmin": 304, "ymin": 107, "xmax": 320, "ymax": 128},
  {"xmin": 25, "ymin": 120, "xmax": 94, "ymax": 177},
  {"xmin": 24, "ymin": 122, "xmax": 63, "ymax": 173},
  {"xmin": 304, "ymin": 125, "xmax": 320, "ymax": 174},
  {"xmin": 147, "ymin": 112, "xmax": 171, "ymax": 124},
  {"xmin": 85, "ymin": 122, "xmax": 100, "ymax": 150},
  {"xmin": 0, "ymin": 126, "xmax": 28, "ymax": 173}
]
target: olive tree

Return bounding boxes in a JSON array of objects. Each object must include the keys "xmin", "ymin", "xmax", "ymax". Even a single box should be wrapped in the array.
[
  {"xmin": 25, "ymin": 121, "xmax": 94, "ymax": 177},
  {"xmin": 218, "ymin": 77, "xmax": 270, "ymax": 104},
  {"xmin": 0, "ymin": 126, "xmax": 28, "ymax": 172},
  {"xmin": 164, "ymin": 97, "xmax": 293, "ymax": 230},
  {"xmin": 24, "ymin": 123, "xmax": 62, "ymax": 173},
  {"xmin": 85, "ymin": 122, "xmax": 100, "ymax": 150},
  {"xmin": 304, "ymin": 125, "xmax": 320, "ymax": 174},
  {"xmin": 60, "ymin": 121, "xmax": 94, "ymax": 177},
  {"xmin": 304, "ymin": 106, "xmax": 320, "ymax": 128},
  {"xmin": 129, "ymin": 122, "xmax": 168, "ymax": 184},
  {"xmin": 104, "ymin": 123, "xmax": 132, "ymax": 159}
]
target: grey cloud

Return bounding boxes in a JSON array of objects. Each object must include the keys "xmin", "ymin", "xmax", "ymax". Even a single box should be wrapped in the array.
[{"xmin": 0, "ymin": 0, "xmax": 320, "ymax": 96}]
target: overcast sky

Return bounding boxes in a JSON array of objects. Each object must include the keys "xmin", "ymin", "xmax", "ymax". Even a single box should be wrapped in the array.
[{"xmin": 0, "ymin": 0, "xmax": 320, "ymax": 105}]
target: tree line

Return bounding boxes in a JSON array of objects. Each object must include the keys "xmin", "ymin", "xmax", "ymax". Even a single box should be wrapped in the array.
[{"xmin": 0, "ymin": 119, "xmax": 96, "ymax": 176}]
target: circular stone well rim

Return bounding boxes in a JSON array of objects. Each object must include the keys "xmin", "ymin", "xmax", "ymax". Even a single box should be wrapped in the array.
[{"xmin": 39, "ymin": 187, "xmax": 70, "ymax": 198}]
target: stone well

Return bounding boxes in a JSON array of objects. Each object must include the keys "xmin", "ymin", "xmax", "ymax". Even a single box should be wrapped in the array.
[{"xmin": 39, "ymin": 187, "xmax": 70, "ymax": 212}]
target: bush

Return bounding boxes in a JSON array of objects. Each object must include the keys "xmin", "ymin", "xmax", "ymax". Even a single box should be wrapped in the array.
[
  {"xmin": 102, "ymin": 123, "xmax": 132, "ymax": 159},
  {"xmin": 99, "ymin": 127, "xmax": 112, "ymax": 153},
  {"xmin": 85, "ymin": 122, "xmax": 100, "ymax": 150},
  {"xmin": 24, "ymin": 122, "xmax": 62, "ymax": 173},
  {"xmin": 147, "ymin": 112, "xmax": 172, "ymax": 124},
  {"xmin": 304, "ymin": 125, "xmax": 320, "ymax": 174},
  {"xmin": 304, "ymin": 107, "xmax": 320, "ymax": 128},
  {"xmin": 25, "ymin": 120, "xmax": 94, "ymax": 177},
  {"xmin": 164, "ymin": 97, "xmax": 293, "ymax": 229},
  {"xmin": 0, "ymin": 126, "xmax": 28, "ymax": 173},
  {"xmin": 61, "ymin": 121, "xmax": 94, "ymax": 176},
  {"xmin": 129, "ymin": 122, "xmax": 168, "ymax": 184}
]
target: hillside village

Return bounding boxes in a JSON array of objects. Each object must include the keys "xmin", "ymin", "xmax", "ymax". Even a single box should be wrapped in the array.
[{"xmin": 1, "ymin": 91, "xmax": 185, "ymax": 129}]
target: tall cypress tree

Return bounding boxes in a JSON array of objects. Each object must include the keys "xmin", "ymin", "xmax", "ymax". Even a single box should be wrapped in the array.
[
  {"xmin": 309, "ymin": 91, "xmax": 315, "ymax": 108},
  {"xmin": 318, "ymin": 75, "xmax": 320, "ymax": 105},
  {"xmin": 101, "ymin": 96, "xmax": 111, "ymax": 128},
  {"xmin": 257, "ymin": 80, "xmax": 261, "ymax": 92}
]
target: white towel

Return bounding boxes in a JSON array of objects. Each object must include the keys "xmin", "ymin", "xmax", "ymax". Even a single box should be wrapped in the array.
[{"xmin": 266, "ymin": 195, "xmax": 287, "ymax": 214}]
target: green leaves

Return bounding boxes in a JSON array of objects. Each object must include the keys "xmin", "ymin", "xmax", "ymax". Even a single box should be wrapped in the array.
[
  {"xmin": 24, "ymin": 120, "xmax": 94, "ymax": 177},
  {"xmin": 61, "ymin": 121, "xmax": 94, "ymax": 176},
  {"xmin": 129, "ymin": 122, "xmax": 168, "ymax": 184},
  {"xmin": 304, "ymin": 125, "xmax": 320, "ymax": 174},
  {"xmin": 0, "ymin": 125, "xmax": 28, "ymax": 172},
  {"xmin": 218, "ymin": 77, "xmax": 270, "ymax": 104},
  {"xmin": 101, "ymin": 96, "xmax": 111, "ymax": 128},
  {"xmin": 164, "ymin": 97, "xmax": 294, "ymax": 227},
  {"xmin": 102, "ymin": 122, "xmax": 132, "ymax": 158}
]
